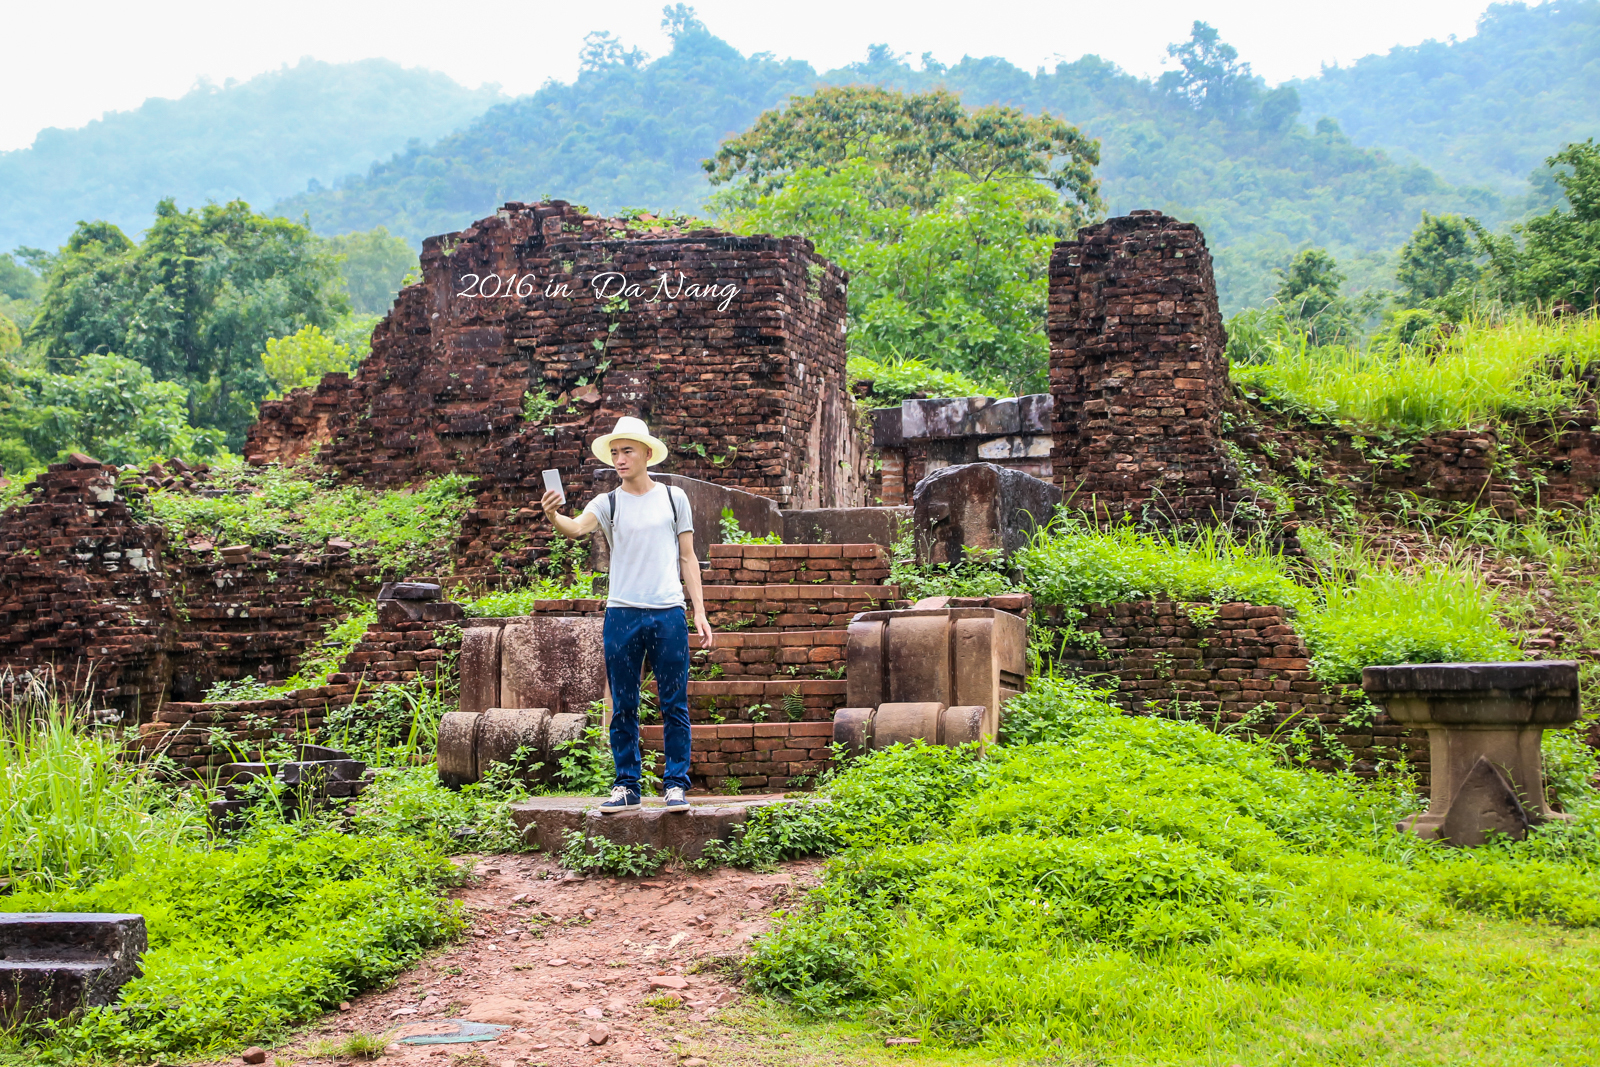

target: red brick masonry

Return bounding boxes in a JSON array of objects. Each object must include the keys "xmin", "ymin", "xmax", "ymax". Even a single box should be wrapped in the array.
[{"xmin": 641, "ymin": 720, "xmax": 835, "ymax": 792}]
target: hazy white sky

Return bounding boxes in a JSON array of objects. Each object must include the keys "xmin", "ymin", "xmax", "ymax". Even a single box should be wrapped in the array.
[{"xmin": 2, "ymin": 0, "xmax": 1497, "ymax": 152}]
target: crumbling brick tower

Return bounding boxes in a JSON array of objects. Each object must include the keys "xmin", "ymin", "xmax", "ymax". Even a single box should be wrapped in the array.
[
  {"xmin": 1048, "ymin": 211, "xmax": 1238, "ymax": 523},
  {"xmin": 248, "ymin": 201, "xmax": 868, "ymax": 578}
]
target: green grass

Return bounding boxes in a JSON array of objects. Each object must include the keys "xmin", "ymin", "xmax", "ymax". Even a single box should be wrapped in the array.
[
  {"xmin": 1231, "ymin": 310, "xmax": 1599, "ymax": 433},
  {"xmin": 1014, "ymin": 517, "xmax": 1522, "ymax": 682},
  {"xmin": 0, "ymin": 699, "xmax": 209, "ymax": 891},
  {"xmin": 460, "ymin": 572, "xmax": 598, "ymax": 616},
  {"xmin": 742, "ymin": 686, "xmax": 1600, "ymax": 1062},
  {"xmin": 0, "ymin": 698, "xmax": 515, "ymax": 1064},
  {"xmin": 147, "ymin": 461, "xmax": 471, "ymax": 576},
  {"xmin": 2, "ymin": 822, "xmax": 461, "ymax": 1063}
]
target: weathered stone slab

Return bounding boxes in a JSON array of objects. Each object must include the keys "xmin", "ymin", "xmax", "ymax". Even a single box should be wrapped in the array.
[
  {"xmin": 912, "ymin": 462, "xmax": 1061, "ymax": 567},
  {"xmin": 458, "ymin": 624, "xmax": 503, "ymax": 716},
  {"xmin": 509, "ymin": 795, "xmax": 809, "ymax": 860},
  {"xmin": 1438, "ymin": 757, "xmax": 1533, "ymax": 846},
  {"xmin": 781, "ymin": 506, "xmax": 909, "ymax": 548},
  {"xmin": 380, "ymin": 582, "xmax": 443, "ymax": 601},
  {"xmin": 0, "ymin": 913, "xmax": 146, "ymax": 1020},
  {"xmin": 500, "ymin": 617, "xmax": 608, "ymax": 716}
]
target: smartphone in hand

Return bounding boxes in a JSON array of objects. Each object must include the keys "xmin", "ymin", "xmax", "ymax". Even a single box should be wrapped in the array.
[{"xmin": 541, "ymin": 468, "xmax": 565, "ymax": 505}]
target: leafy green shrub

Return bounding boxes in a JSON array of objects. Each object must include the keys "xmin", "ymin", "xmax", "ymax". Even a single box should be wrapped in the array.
[
  {"xmin": 1301, "ymin": 569, "xmax": 1523, "ymax": 682},
  {"xmin": 719, "ymin": 506, "xmax": 781, "ymax": 545},
  {"xmin": 745, "ymin": 683, "xmax": 1600, "ymax": 1053},
  {"xmin": 696, "ymin": 800, "xmax": 838, "ymax": 871},
  {"xmin": 552, "ymin": 720, "xmax": 616, "ymax": 795},
  {"xmin": 348, "ymin": 764, "xmax": 530, "ymax": 854},
  {"xmin": 322, "ymin": 674, "xmax": 454, "ymax": 764},
  {"xmin": 995, "ymin": 672, "xmax": 1120, "ymax": 746},
  {"xmin": 2, "ymin": 820, "xmax": 461, "ymax": 1062},
  {"xmin": 559, "ymin": 829, "xmax": 668, "ymax": 876},
  {"xmin": 1542, "ymin": 725, "xmax": 1600, "ymax": 813},
  {"xmin": 846, "ymin": 355, "xmax": 1008, "ymax": 407},
  {"xmin": 149, "ymin": 464, "xmax": 470, "ymax": 575},
  {"xmin": 887, "ymin": 534, "xmax": 1021, "ymax": 602}
]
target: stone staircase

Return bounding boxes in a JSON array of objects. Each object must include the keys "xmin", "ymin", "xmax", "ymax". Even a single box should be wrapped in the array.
[{"xmin": 643, "ymin": 542, "xmax": 908, "ymax": 791}]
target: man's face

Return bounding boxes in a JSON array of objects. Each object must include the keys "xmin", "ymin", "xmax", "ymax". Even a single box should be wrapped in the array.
[{"xmin": 611, "ymin": 440, "xmax": 645, "ymax": 477}]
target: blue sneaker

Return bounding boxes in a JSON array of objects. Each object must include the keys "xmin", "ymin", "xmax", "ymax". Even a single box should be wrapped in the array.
[
  {"xmin": 664, "ymin": 787, "xmax": 689, "ymax": 812},
  {"xmin": 599, "ymin": 786, "xmax": 641, "ymax": 814}
]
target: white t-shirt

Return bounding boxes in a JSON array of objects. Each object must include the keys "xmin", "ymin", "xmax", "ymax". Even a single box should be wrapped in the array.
[{"xmin": 582, "ymin": 483, "xmax": 694, "ymax": 609}]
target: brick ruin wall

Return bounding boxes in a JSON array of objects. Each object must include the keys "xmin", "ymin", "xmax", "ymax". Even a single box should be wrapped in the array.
[
  {"xmin": 5, "ymin": 205, "xmax": 1597, "ymax": 771},
  {"xmin": 1047, "ymin": 211, "xmax": 1245, "ymax": 525},
  {"xmin": 247, "ymin": 201, "xmax": 869, "ymax": 584},
  {"xmin": 1041, "ymin": 600, "xmax": 1426, "ymax": 786},
  {"xmin": 1231, "ymin": 401, "xmax": 1600, "ymax": 519}
]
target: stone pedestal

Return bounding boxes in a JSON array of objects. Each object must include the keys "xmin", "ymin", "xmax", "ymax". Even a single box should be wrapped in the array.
[
  {"xmin": 835, "ymin": 604, "xmax": 1028, "ymax": 753},
  {"xmin": 1362, "ymin": 661, "xmax": 1582, "ymax": 845}
]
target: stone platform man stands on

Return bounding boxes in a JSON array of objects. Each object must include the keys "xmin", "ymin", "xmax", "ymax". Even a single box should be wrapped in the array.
[{"xmin": 541, "ymin": 416, "xmax": 714, "ymax": 814}]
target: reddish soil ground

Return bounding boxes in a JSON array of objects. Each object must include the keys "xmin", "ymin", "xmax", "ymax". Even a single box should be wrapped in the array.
[{"xmin": 263, "ymin": 854, "xmax": 821, "ymax": 1067}]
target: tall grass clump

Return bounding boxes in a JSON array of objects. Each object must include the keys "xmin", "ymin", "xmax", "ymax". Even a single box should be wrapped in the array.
[
  {"xmin": 1302, "ymin": 569, "xmax": 1523, "ymax": 682},
  {"xmin": 0, "ymin": 696, "xmax": 468, "ymax": 1063},
  {"xmin": 0, "ymin": 698, "xmax": 208, "ymax": 890},
  {"xmin": 747, "ymin": 685, "xmax": 1600, "ymax": 1060},
  {"xmin": 1232, "ymin": 310, "xmax": 1598, "ymax": 433},
  {"xmin": 1015, "ymin": 517, "xmax": 1521, "ymax": 682}
]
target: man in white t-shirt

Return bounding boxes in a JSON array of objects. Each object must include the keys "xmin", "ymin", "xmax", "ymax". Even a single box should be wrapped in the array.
[{"xmin": 541, "ymin": 416, "xmax": 714, "ymax": 813}]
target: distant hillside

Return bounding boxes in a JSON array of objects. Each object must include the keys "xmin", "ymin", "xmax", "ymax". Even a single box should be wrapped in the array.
[
  {"xmin": 1294, "ymin": 0, "xmax": 1600, "ymax": 194},
  {"xmin": 274, "ymin": 17, "xmax": 817, "ymax": 243},
  {"xmin": 278, "ymin": 18, "xmax": 1509, "ymax": 310},
  {"xmin": 0, "ymin": 58, "xmax": 503, "ymax": 251}
]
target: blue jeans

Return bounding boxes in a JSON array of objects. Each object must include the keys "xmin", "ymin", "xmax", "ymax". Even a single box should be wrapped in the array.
[{"xmin": 603, "ymin": 606, "xmax": 691, "ymax": 794}]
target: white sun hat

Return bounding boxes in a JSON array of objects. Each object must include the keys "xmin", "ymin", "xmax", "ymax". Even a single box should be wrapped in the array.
[{"xmin": 591, "ymin": 415, "xmax": 669, "ymax": 466}]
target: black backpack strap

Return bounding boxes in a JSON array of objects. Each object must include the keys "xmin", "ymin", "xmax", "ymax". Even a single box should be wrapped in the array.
[{"xmin": 606, "ymin": 488, "xmax": 618, "ymax": 543}]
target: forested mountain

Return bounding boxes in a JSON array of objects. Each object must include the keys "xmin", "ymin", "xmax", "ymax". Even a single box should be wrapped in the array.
[
  {"xmin": 0, "ymin": 59, "xmax": 503, "ymax": 252},
  {"xmin": 6, "ymin": 4, "xmax": 1595, "ymax": 310},
  {"xmin": 278, "ymin": 15, "xmax": 1514, "ymax": 309},
  {"xmin": 1294, "ymin": 0, "xmax": 1600, "ymax": 195},
  {"xmin": 274, "ymin": 13, "xmax": 816, "ymax": 244}
]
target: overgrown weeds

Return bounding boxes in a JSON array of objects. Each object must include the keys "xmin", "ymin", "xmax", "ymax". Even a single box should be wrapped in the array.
[
  {"xmin": 0, "ymin": 697, "xmax": 208, "ymax": 891},
  {"xmin": 745, "ymin": 684, "xmax": 1600, "ymax": 1057},
  {"xmin": 1231, "ymin": 309, "xmax": 1598, "ymax": 433},
  {"xmin": 148, "ymin": 461, "xmax": 471, "ymax": 576},
  {"xmin": 1015, "ymin": 515, "xmax": 1522, "ymax": 682}
]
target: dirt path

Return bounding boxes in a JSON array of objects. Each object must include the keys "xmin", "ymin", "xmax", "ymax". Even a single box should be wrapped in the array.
[{"xmin": 266, "ymin": 854, "xmax": 822, "ymax": 1067}]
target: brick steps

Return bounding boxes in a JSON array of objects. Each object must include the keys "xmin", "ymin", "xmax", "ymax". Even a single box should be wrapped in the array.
[
  {"xmin": 705, "ymin": 542, "xmax": 889, "ymax": 585},
  {"xmin": 684, "ymin": 678, "xmax": 847, "ymax": 724},
  {"xmin": 641, "ymin": 721, "xmax": 835, "ymax": 791},
  {"xmin": 690, "ymin": 627, "xmax": 846, "ymax": 680},
  {"xmin": 703, "ymin": 582, "xmax": 903, "ymax": 631}
]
